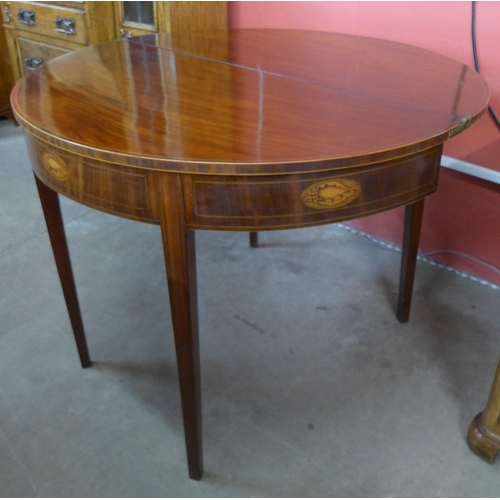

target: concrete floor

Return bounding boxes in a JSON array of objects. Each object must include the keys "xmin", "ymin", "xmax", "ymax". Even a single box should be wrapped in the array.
[{"xmin": 1, "ymin": 117, "xmax": 500, "ymax": 496}]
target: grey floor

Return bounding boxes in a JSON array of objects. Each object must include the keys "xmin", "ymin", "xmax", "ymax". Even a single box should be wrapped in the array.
[{"xmin": 1, "ymin": 117, "xmax": 500, "ymax": 497}]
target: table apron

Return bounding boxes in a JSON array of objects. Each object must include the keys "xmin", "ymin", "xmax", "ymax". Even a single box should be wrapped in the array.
[
  {"xmin": 26, "ymin": 134, "xmax": 156, "ymax": 223},
  {"xmin": 25, "ymin": 133, "xmax": 441, "ymax": 230},
  {"xmin": 183, "ymin": 148, "xmax": 441, "ymax": 230}
]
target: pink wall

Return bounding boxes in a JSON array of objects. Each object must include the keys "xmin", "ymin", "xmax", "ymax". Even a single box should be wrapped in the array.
[{"xmin": 229, "ymin": 1, "xmax": 500, "ymax": 286}]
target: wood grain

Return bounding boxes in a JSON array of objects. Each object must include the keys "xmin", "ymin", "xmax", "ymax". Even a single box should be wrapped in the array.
[
  {"xmin": 13, "ymin": 1, "xmax": 88, "ymax": 45},
  {"xmin": 468, "ymin": 359, "xmax": 500, "ymax": 463},
  {"xmin": 18, "ymin": 36, "xmax": 71, "ymax": 74},
  {"xmin": 156, "ymin": 172, "xmax": 203, "ymax": 480},
  {"xmin": 397, "ymin": 200, "xmax": 426, "ymax": 322},
  {"xmin": 34, "ymin": 174, "xmax": 91, "ymax": 368},
  {"xmin": 12, "ymin": 30, "xmax": 489, "ymax": 173},
  {"xmin": 11, "ymin": 30, "xmax": 490, "ymax": 480},
  {"xmin": 25, "ymin": 134, "xmax": 155, "ymax": 223},
  {"xmin": 0, "ymin": 6, "xmax": 15, "ymax": 118},
  {"xmin": 183, "ymin": 148, "xmax": 441, "ymax": 230}
]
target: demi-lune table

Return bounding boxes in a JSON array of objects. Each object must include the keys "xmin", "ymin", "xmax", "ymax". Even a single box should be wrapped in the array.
[{"xmin": 11, "ymin": 30, "xmax": 489, "ymax": 480}]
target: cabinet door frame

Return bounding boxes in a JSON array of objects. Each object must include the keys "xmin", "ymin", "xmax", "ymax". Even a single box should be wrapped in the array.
[{"xmin": 113, "ymin": 2, "xmax": 171, "ymax": 38}]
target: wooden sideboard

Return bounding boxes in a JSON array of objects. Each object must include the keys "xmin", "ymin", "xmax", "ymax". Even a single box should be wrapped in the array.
[
  {"xmin": 0, "ymin": 1, "xmax": 227, "ymax": 119},
  {"xmin": 114, "ymin": 1, "xmax": 228, "ymax": 38},
  {"xmin": 0, "ymin": 7, "xmax": 15, "ymax": 119}
]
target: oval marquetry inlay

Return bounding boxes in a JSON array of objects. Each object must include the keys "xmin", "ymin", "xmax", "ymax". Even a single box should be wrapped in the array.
[
  {"xmin": 301, "ymin": 178, "xmax": 361, "ymax": 209},
  {"xmin": 42, "ymin": 152, "xmax": 70, "ymax": 181}
]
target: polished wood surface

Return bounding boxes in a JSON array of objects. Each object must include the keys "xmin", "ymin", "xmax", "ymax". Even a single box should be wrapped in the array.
[
  {"xmin": 2, "ymin": 1, "xmax": 227, "ymax": 82},
  {"xmin": 12, "ymin": 30, "xmax": 488, "ymax": 169},
  {"xmin": 468, "ymin": 359, "xmax": 500, "ymax": 462},
  {"xmin": 397, "ymin": 200, "xmax": 425, "ymax": 322},
  {"xmin": 13, "ymin": 1, "xmax": 89, "ymax": 46},
  {"xmin": 11, "ymin": 30, "xmax": 489, "ymax": 480},
  {"xmin": 157, "ymin": 171, "xmax": 203, "ymax": 480},
  {"xmin": 3, "ymin": 1, "xmax": 116, "ymax": 79},
  {"xmin": 34, "ymin": 175, "xmax": 91, "ymax": 368}
]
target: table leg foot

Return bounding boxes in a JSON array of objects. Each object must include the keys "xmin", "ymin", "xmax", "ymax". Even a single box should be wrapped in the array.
[
  {"xmin": 34, "ymin": 175, "xmax": 91, "ymax": 369},
  {"xmin": 397, "ymin": 199, "xmax": 425, "ymax": 323},
  {"xmin": 467, "ymin": 359, "xmax": 500, "ymax": 464},
  {"xmin": 250, "ymin": 232, "xmax": 259, "ymax": 248},
  {"xmin": 157, "ymin": 173, "xmax": 203, "ymax": 480},
  {"xmin": 467, "ymin": 413, "xmax": 500, "ymax": 463}
]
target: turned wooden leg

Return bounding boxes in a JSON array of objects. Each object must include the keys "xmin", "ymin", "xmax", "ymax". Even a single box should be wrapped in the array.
[
  {"xmin": 467, "ymin": 359, "xmax": 500, "ymax": 463},
  {"xmin": 397, "ymin": 199, "xmax": 425, "ymax": 323},
  {"xmin": 34, "ymin": 175, "xmax": 91, "ymax": 368},
  {"xmin": 157, "ymin": 173, "xmax": 203, "ymax": 480},
  {"xmin": 250, "ymin": 231, "xmax": 259, "ymax": 248}
]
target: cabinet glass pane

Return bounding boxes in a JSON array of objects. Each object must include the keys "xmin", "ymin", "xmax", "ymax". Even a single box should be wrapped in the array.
[{"xmin": 123, "ymin": 2, "xmax": 155, "ymax": 27}]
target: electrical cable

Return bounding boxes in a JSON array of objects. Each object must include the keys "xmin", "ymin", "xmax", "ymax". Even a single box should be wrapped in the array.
[
  {"xmin": 420, "ymin": 249, "xmax": 500, "ymax": 276},
  {"xmin": 471, "ymin": 1, "xmax": 500, "ymax": 131},
  {"xmin": 336, "ymin": 223, "xmax": 500, "ymax": 291}
]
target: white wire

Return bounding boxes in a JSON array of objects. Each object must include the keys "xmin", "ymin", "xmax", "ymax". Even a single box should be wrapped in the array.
[
  {"xmin": 336, "ymin": 222, "xmax": 500, "ymax": 292},
  {"xmin": 422, "ymin": 250, "xmax": 500, "ymax": 276}
]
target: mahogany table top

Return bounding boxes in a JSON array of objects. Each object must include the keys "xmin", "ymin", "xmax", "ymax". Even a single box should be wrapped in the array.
[{"xmin": 11, "ymin": 29, "xmax": 489, "ymax": 175}]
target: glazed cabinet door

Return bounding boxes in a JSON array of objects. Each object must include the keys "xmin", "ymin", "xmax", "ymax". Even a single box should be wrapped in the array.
[
  {"xmin": 115, "ymin": 1, "xmax": 228, "ymax": 39},
  {"xmin": 114, "ymin": 1, "xmax": 168, "ymax": 39}
]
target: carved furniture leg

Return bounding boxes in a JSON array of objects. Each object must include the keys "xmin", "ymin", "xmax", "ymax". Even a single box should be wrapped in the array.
[
  {"xmin": 467, "ymin": 359, "xmax": 500, "ymax": 462},
  {"xmin": 157, "ymin": 173, "xmax": 203, "ymax": 480},
  {"xmin": 397, "ymin": 199, "xmax": 425, "ymax": 323},
  {"xmin": 34, "ymin": 175, "xmax": 91, "ymax": 368},
  {"xmin": 250, "ymin": 231, "xmax": 259, "ymax": 248}
]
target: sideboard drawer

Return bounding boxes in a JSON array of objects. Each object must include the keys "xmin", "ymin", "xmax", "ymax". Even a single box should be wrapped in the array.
[
  {"xmin": 18, "ymin": 37, "xmax": 70, "ymax": 74},
  {"xmin": 14, "ymin": 2, "xmax": 87, "ymax": 45}
]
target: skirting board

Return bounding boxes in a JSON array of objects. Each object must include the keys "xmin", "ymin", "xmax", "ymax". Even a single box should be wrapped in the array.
[{"xmin": 441, "ymin": 155, "xmax": 500, "ymax": 185}]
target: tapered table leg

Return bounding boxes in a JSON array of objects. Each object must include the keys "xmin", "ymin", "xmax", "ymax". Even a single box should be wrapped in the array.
[
  {"xmin": 467, "ymin": 359, "xmax": 500, "ymax": 463},
  {"xmin": 397, "ymin": 199, "xmax": 425, "ymax": 323},
  {"xmin": 34, "ymin": 175, "xmax": 91, "ymax": 368},
  {"xmin": 157, "ymin": 173, "xmax": 203, "ymax": 480},
  {"xmin": 250, "ymin": 232, "xmax": 259, "ymax": 248}
]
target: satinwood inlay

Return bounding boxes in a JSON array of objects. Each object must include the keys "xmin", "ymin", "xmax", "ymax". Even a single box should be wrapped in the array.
[
  {"xmin": 42, "ymin": 152, "xmax": 70, "ymax": 181},
  {"xmin": 301, "ymin": 179, "xmax": 361, "ymax": 209}
]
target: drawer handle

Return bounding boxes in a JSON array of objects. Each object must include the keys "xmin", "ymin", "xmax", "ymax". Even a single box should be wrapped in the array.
[
  {"xmin": 55, "ymin": 16, "xmax": 76, "ymax": 35},
  {"xmin": 18, "ymin": 9, "xmax": 35, "ymax": 26},
  {"xmin": 24, "ymin": 56, "xmax": 43, "ymax": 70},
  {"xmin": 3, "ymin": 6, "xmax": 13, "ymax": 24}
]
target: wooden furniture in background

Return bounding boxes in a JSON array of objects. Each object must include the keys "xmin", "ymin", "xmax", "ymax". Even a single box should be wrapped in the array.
[
  {"xmin": 1, "ymin": 1, "xmax": 115, "ymax": 78},
  {"xmin": 468, "ymin": 360, "xmax": 500, "ymax": 462},
  {"xmin": 0, "ymin": 1, "xmax": 227, "ymax": 116},
  {"xmin": 11, "ymin": 30, "xmax": 489, "ymax": 480},
  {"xmin": 0, "ymin": 7, "xmax": 15, "ymax": 120}
]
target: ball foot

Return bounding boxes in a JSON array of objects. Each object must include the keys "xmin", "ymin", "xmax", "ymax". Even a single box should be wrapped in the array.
[{"xmin": 467, "ymin": 413, "xmax": 500, "ymax": 463}]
